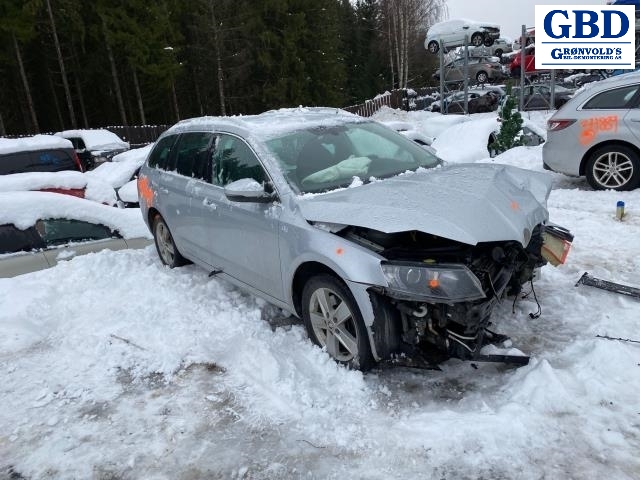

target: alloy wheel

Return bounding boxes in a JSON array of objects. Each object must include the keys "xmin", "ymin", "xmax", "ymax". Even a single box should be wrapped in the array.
[
  {"xmin": 155, "ymin": 221, "xmax": 175, "ymax": 265},
  {"xmin": 592, "ymin": 151, "xmax": 635, "ymax": 189},
  {"xmin": 308, "ymin": 287, "xmax": 359, "ymax": 362}
]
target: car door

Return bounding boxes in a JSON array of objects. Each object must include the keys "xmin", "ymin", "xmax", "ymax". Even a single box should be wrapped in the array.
[
  {"xmin": 0, "ymin": 224, "xmax": 48, "ymax": 278},
  {"xmin": 192, "ymin": 133, "xmax": 283, "ymax": 301},
  {"xmin": 161, "ymin": 132, "xmax": 215, "ymax": 258}
]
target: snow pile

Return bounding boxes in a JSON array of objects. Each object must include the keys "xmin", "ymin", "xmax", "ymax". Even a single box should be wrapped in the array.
[
  {"xmin": 0, "ymin": 135, "xmax": 73, "ymax": 155},
  {"xmin": 0, "ymin": 171, "xmax": 116, "ymax": 205},
  {"xmin": 0, "ymin": 191, "xmax": 150, "ymax": 238},
  {"xmin": 86, "ymin": 144, "xmax": 151, "ymax": 188}
]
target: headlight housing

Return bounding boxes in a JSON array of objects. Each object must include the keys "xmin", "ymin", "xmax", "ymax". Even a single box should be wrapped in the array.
[{"xmin": 381, "ymin": 262, "xmax": 486, "ymax": 303}]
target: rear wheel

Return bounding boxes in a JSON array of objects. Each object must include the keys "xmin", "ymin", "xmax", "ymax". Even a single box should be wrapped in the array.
[
  {"xmin": 494, "ymin": 48, "xmax": 503, "ymax": 57},
  {"xmin": 427, "ymin": 40, "xmax": 439, "ymax": 54},
  {"xmin": 483, "ymin": 35, "xmax": 494, "ymax": 47},
  {"xmin": 152, "ymin": 214, "xmax": 188, "ymax": 268},
  {"xmin": 586, "ymin": 145, "xmax": 640, "ymax": 191},
  {"xmin": 471, "ymin": 32, "xmax": 484, "ymax": 47},
  {"xmin": 301, "ymin": 274, "xmax": 374, "ymax": 370}
]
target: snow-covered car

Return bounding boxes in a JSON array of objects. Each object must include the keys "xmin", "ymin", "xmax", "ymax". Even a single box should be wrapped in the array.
[
  {"xmin": 379, "ymin": 121, "xmax": 434, "ymax": 146},
  {"xmin": 0, "ymin": 171, "xmax": 117, "ymax": 205},
  {"xmin": 425, "ymin": 19, "xmax": 500, "ymax": 55},
  {"xmin": 138, "ymin": 107, "xmax": 571, "ymax": 371},
  {"xmin": 431, "ymin": 88, "xmax": 503, "ymax": 114},
  {"xmin": 0, "ymin": 191, "xmax": 152, "ymax": 278},
  {"xmin": 56, "ymin": 129, "xmax": 130, "ymax": 170},
  {"xmin": 0, "ymin": 135, "xmax": 83, "ymax": 175}
]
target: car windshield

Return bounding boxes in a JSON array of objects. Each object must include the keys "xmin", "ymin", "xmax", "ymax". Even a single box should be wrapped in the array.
[{"xmin": 264, "ymin": 121, "xmax": 442, "ymax": 194}]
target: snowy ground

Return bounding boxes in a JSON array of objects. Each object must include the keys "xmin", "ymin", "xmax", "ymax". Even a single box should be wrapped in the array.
[{"xmin": 1, "ymin": 111, "xmax": 640, "ymax": 479}]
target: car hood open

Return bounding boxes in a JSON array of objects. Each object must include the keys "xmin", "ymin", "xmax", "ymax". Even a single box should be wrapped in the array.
[{"xmin": 297, "ymin": 164, "xmax": 552, "ymax": 246}]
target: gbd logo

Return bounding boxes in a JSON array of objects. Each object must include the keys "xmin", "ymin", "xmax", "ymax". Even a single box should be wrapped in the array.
[
  {"xmin": 543, "ymin": 9, "xmax": 629, "ymax": 38},
  {"xmin": 534, "ymin": 5, "xmax": 635, "ymax": 69}
]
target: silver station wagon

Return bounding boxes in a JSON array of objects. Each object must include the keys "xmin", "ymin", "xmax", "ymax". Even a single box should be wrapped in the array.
[
  {"xmin": 138, "ymin": 108, "xmax": 567, "ymax": 370},
  {"xmin": 544, "ymin": 73, "xmax": 640, "ymax": 191}
]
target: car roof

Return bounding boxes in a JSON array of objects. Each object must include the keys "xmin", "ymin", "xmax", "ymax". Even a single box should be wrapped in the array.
[
  {"xmin": 0, "ymin": 135, "xmax": 73, "ymax": 156},
  {"xmin": 163, "ymin": 107, "xmax": 367, "ymax": 140},
  {"xmin": 569, "ymin": 71, "xmax": 640, "ymax": 104}
]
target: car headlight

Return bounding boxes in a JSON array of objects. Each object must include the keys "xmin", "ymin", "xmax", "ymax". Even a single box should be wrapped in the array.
[{"xmin": 381, "ymin": 262, "xmax": 486, "ymax": 302}]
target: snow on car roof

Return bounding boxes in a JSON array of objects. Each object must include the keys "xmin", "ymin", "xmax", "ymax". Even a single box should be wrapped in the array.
[
  {"xmin": 0, "ymin": 171, "xmax": 116, "ymax": 205},
  {"xmin": 428, "ymin": 18, "xmax": 500, "ymax": 34},
  {"xmin": 56, "ymin": 129, "xmax": 129, "ymax": 150},
  {"xmin": 166, "ymin": 107, "xmax": 367, "ymax": 139},
  {"xmin": 0, "ymin": 135, "xmax": 73, "ymax": 155},
  {"xmin": 0, "ymin": 191, "xmax": 150, "ymax": 238}
]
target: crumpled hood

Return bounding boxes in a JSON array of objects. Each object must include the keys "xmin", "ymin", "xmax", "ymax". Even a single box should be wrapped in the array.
[{"xmin": 297, "ymin": 164, "xmax": 552, "ymax": 246}]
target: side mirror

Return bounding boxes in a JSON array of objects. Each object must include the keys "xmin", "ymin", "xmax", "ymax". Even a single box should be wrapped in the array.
[{"xmin": 224, "ymin": 178, "xmax": 275, "ymax": 203}]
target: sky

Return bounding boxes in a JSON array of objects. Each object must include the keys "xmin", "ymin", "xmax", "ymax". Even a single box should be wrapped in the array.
[{"xmin": 445, "ymin": 0, "xmax": 612, "ymax": 42}]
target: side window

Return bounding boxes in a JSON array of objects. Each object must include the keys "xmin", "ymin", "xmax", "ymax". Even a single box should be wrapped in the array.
[
  {"xmin": 0, "ymin": 151, "xmax": 33, "ymax": 175},
  {"xmin": 0, "ymin": 224, "xmax": 44, "ymax": 254},
  {"xmin": 212, "ymin": 135, "xmax": 266, "ymax": 186},
  {"xmin": 35, "ymin": 219, "xmax": 116, "ymax": 247},
  {"xmin": 173, "ymin": 132, "xmax": 214, "ymax": 180},
  {"xmin": 583, "ymin": 85, "xmax": 639, "ymax": 109},
  {"xmin": 148, "ymin": 135, "xmax": 178, "ymax": 170}
]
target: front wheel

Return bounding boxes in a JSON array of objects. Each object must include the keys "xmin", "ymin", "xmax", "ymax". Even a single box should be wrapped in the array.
[
  {"xmin": 427, "ymin": 40, "xmax": 439, "ymax": 54},
  {"xmin": 586, "ymin": 145, "xmax": 640, "ymax": 191},
  {"xmin": 301, "ymin": 275, "xmax": 374, "ymax": 370},
  {"xmin": 483, "ymin": 35, "xmax": 494, "ymax": 47},
  {"xmin": 152, "ymin": 214, "xmax": 188, "ymax": 268}
]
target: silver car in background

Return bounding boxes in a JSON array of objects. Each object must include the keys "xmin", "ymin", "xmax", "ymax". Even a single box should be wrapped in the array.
[
  {"xmin": 138, "ymin": 108, "xmax": 562, "ymax": 370},
  {"xmin": 544, "ymin": 74, "xmax": 640, "ymax": 191}
]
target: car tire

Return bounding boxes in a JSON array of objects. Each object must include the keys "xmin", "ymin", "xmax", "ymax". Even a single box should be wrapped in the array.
[
  {"xmin": 470, "ymin": 32, "xmax": 484, "ymax": 47},
  {"xmin": 301, "ymin": 274, "xmax": 375, "ymax": 371},
  {"xmin": 483, "ymin": 36, "xmax": 494, "ymax": 47},
  {"xmin": 494, "ymin": 48, "xmax": 503, "ymax": 57},
  {"xmin": 427, "ymin": 41, "xmax": 439, "ymax": 54},
  {"xmin": 152, "ymin": 214, "xmax": 189, "ymax": 268},
  {"xmin": 476, "ymin": 71, "xmax": 489, "ymax": 83},
  {"xmin": 586, "ymin": 144, "xmax": 640, "ymax": 191}
]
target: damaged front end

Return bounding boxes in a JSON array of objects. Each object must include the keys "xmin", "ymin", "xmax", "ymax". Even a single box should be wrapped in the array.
[{"xmin": 339, "ymin": 225, "xmax": 568, "ymax": 365}]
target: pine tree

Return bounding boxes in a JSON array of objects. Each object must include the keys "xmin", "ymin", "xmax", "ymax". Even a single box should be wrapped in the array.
[{"xmin": 492, "ymin": 84, "xmax": 524, "ymax": 154}]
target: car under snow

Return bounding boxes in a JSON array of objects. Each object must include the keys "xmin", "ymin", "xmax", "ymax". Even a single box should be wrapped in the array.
[{"xmin": 138, "ymin": 107, "xmax": 572, "ymax": 370}]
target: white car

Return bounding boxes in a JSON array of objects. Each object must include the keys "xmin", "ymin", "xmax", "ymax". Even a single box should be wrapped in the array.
[
  {"xmin": 425, "ymin": 19, "xmax": 500, "ymax": 55},
  {"xmin": 469, "ymin": 37, "xmax": 513, "ymax": 57}
]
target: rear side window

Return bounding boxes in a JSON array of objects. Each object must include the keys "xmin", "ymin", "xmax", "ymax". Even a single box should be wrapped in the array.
[
  {"xmin": 0, "ymin": 224, "xmax": 45, "ymax": 254},
  {"xmin": 212, "ymin": 135, "xmax": 266, "ymax": 186},
  {"xmin": 148, "ymin": 135, "xmax": 178, "ymax": 170},
  {"xmin": 173, "ymin": 132, "xmax": 214, "ymax": 180},
  {"xmin": 583, "ymin": 85, "xmax": 639, "ymax": 109},
  {"xmin": 0, "ymin": 149, "xmax": 78, "ymax": 175},
  {"xmin": 35, "ymin": 219, "xmax": 116, "ymax": 246}
]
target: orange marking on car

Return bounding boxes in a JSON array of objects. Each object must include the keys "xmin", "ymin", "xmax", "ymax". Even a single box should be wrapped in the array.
[
  {"xmin": 138, "ymin": 176, "xmax": 154, "ymax": 207},
  {"xmin": 511, "ymin": 200, "xmax": 520, "ymax": 211},
  {"xmin": 336, "ymin": 247, "xmax": 344, "ymax": 256},
  {"xmin": 579, "ymin": 115, "xmax": 618, "ymax": 146}
]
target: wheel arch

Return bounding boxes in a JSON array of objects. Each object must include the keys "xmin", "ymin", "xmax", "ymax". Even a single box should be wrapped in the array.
[
  {"xmin": 291, "ymin": 261, "xmax": 344, "ymax": 317},
  {"xmin": 580, "ymin": 139, "xmax": 640, "ymax": 176}
]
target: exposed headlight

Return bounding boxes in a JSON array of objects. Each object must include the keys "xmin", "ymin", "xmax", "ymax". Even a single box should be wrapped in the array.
[{"xmin": 381, "ymin": 262, "xmax": 486, "ymax": 302}]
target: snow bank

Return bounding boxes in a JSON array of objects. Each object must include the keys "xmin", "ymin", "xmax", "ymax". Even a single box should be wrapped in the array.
[
  {"xmin": 432, "ymin": 117, "xmax": 499, "ymax": 163},
  {"xmin": 0, "ymin": 135, "xmax": 73, "ymax": 155}
]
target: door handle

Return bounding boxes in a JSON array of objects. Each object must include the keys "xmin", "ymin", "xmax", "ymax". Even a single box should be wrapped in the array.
[
  {"xmin": 159, "ymin": 187, "xmax": 169, "ymax": 194},
  {"xmin": 203, "ymin": 198, "xmax": 217, "ymax": 210}
]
